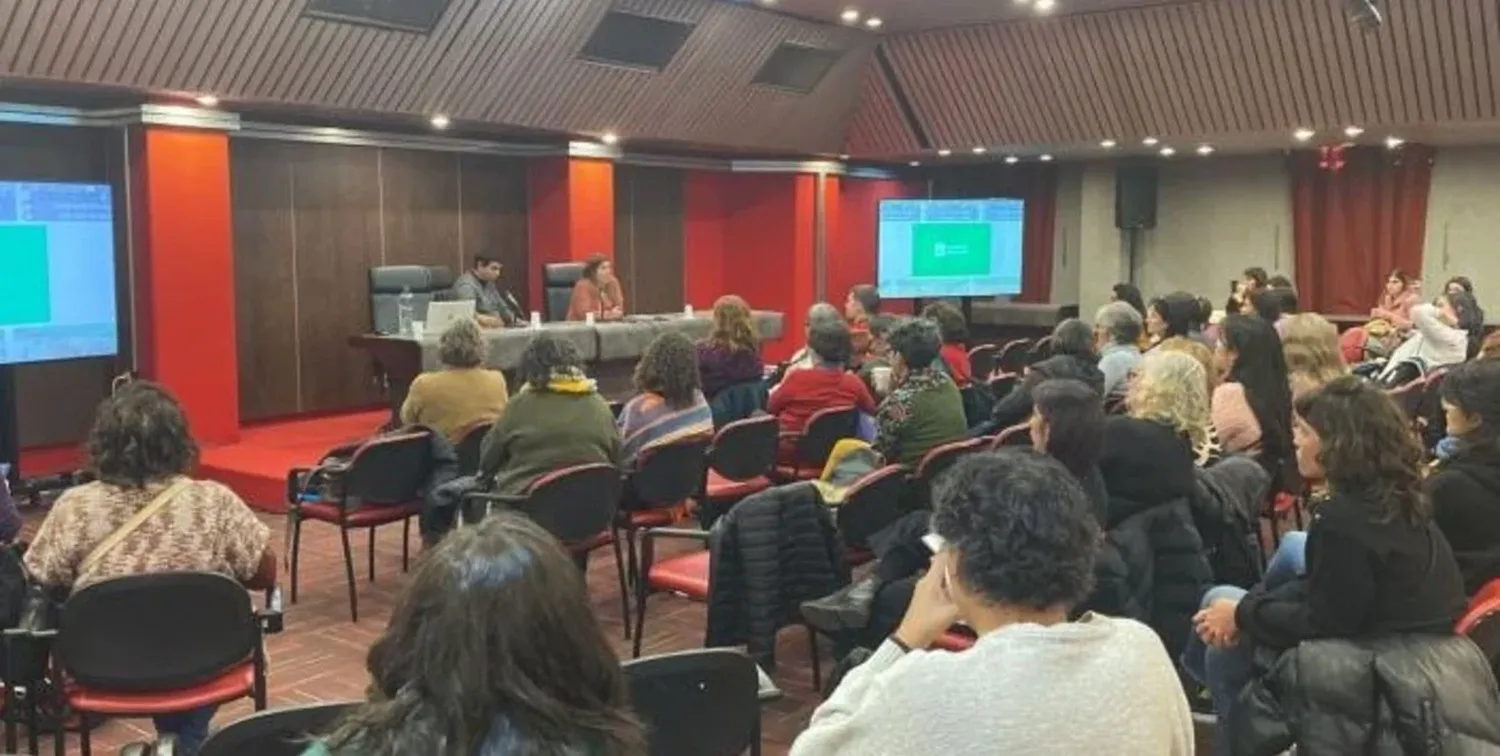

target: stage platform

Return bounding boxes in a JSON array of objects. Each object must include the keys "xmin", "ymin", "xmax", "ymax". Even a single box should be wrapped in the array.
[{"xmin": 198, "ymin": 410, "xmax": 387, "ymax": 514}]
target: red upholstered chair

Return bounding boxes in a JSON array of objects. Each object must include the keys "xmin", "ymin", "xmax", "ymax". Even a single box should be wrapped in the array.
[
  {"xmin": 1459, "ymin": 579, "xmax": 1500, "ymax": 676},
  {"xmin": 967, "ymin": 344, "xmax": 1000, "ymax": 381},
  {"xmin": 989, "ymin": 422, "xmax": 1033, "ymax": 450},
  {"xmin": 995, "ymin": 338, "xmax": 1032, "ymax": 375},
  {"xmin": 618, "ymin": 436, "xmax": 713, "ymax": 599},
  {"xmin": 834, "ymin": 465, "xmax": 911, "ymax": 566},
  {"xmin": 701, "ymin": 416, "xmax": 780, "ymax": 526},
  {"xmin": 58, "ymin": 573, "xmax": 276, "ymax": 756},
  {"xmin": 286, "ymin": 430, "xmax": 431, "ymax": 622},
  {"xmin": 908, "ymin": 438, "xmax": 987, "ymax": 511},
  {"xmin": 776, "ymin": 406, "xmax": 859, "ymax": 481},
  {"xmin": 1027, "ymin": 336, "xmax": 1054, "ymax": 365}
]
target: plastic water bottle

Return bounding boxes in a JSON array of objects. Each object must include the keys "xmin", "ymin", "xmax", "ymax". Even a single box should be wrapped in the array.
[{"xmin": 397, "ymin": 287, "xmax": 415, "ymax": 336}]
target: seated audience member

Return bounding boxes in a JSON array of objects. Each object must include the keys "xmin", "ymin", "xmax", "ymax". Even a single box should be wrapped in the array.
[
  {"xmin": 696, "ymin": 294, "xmax": 763, "ymax": 400},
  {"xmin": 399, "ymin": 319, "xmax": 509, "ymax": 444},
  {"xmin": 873, "ymin": 318, "xmax": 966, "ymax": 468},
  {"xmin": 1372, "ymin": 268, "xmax": 1421, "ymax": 330},
  {"xmin": 478, "ymin": 335, "xmax": 619, "ymax": 497},
  {"xmin": 986, "ymin": 319, "xmax": 1103, "ymax": 432},
  {"xmin": 565, "ymin": 253, "xmax": 626, "ymax": 322},
  {"xmin": 1111, "ymin": 282, "xmax": 1148, "ymax": 319},
  {"xmin": 919, "ymin": 301, "xmax": 972, "ymax": 386},
  {"xmin": 1031, "ymin": 379, "xmax": 1109, "ymax": 522},
  {"xmin": 26, "ymin": 381, "xmax": 275, "ymax": 754},
  {"xmin": 452, "ymin": 254, "xmax": 524, "ymax": 328},
  {"xmin": 0, "ymin": 466, "xmax": 19, "ymax": 545},
  {"xmin": 857, "ymin": 314, "xmax": 898, "ymax": 398},
  {"xmin": 618, "ymin": 332, "xmax": 713, "ymax": 466},
  {"xmin": 1267, "ymin": 274, "xmax": 1294, "ymax": 290},
  {"xmin": 845, "ymin": 284, "xmax": 880, "ymax": 365},
  {"xmin": 1094, "ymin": 301, "xmax": 1144, "ymax": 396},
  {"xmin": 1251, "ymin": 286, "xmax": 1298, "ymax": 332},
  {"xmin": 1426, "ymin": 359, "xmax": 1500, "ymax": 594},
  {"xmin": 1128, "ymin": 350, "xmax": 1219, "ymax": 465},
  {"xmin": 1378, "ymin": 290, "xmax": 1481, "ymax": 384},
  {"xmin": 1445, "ymin": 275, "xmax": 1475, "ymax": 298},
  {"xmin": 1225, "ymin": 266, "xmax": 1269, "ymax": 316},
  {"xmin": 1183, "ymin": 377, "xmax": 1467, "ymax": 754},
  {"xmin": 1213, "ymin": 316, "xmax": 1297, "ymax": 495},
  {"xmin": 780, "ymin": 302, "xmax": 845, "ymax": 377},
  {"xmin": 793, "ymin": 451, "xmax": 1193, "ymax": 756},
  {"xmin": 1195, "ymin": 296, "xmax": 1220, "ymax": 345},
  {"xmin": 1145, "ymin": 292, "xmax": 1202, "ymax": 348},
  {"xmin": 1280, "ymin": 313, "xmax": 1347, "ymax": 399},
  {"xmin": 1480, "ymin": 330, "xmax": 1500, "ymax": 361},
  {"xmin": 307, "ymin": 514, "xmax": 645, "ymax": 756},
  {"xmin": 1155, "ymin": 336, "xmax": 1218, "ymax": 398},
  {"xmin": 767, "ymin": 318, "xmax": 877, "ymax": 455}
]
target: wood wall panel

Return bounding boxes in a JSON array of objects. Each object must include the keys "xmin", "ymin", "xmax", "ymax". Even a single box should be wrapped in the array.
[
  {"xmin": 380, "ymin": 150, "xmax": 462, "ymax": 272},
  {"xmin": 0, "ymin": 124, "xmax": 122, "ymax": 450},
  {"xmin": 230, "ymin": 139, "xmax": 300, "ymax": 422},
  {"xmin": 458, "ymin": 155, "xmax": 530, "ymax": 312},
  {"xmin": 614, "ymin": 165, "xmax": 686, "ymax": 314}
]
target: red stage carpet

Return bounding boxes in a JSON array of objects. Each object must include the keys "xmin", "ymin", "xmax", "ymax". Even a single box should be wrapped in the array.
[{"xmin": 198, "ymin": 411, "xmax": 388, "ymax": 514}]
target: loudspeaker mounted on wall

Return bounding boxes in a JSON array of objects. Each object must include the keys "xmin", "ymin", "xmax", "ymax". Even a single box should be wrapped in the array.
[{"xmin": 1115, "ymin": 165, "xmax": 1158, "ymax": 231}]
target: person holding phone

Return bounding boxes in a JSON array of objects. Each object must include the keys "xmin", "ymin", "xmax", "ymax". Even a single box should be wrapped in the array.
[{"xmin": 793, "ymin": 451, "xmax": 1193, "ymax": 756}]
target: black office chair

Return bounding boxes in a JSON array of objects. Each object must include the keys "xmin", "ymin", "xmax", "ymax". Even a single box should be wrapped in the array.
[
  {"xmin": 623, "ymin": 648, "xmax": 762, "ymax": 756},
  {"xmin": 542, "ymin": 262, "xmax": 586, "ymax": 322},
  {"xmin": 199, "ymin": 701, "xmax": 359, "ymax": 756},
  {"xmin": 454, "ymin": 422, "xmax": 492, "ymax": 476},
  {"xmin": 368, "ymin": 265, "xmax": 453, "ymax": 334}
]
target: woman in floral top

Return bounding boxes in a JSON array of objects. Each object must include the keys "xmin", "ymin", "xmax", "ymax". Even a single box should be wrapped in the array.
[{"xmin": 874, "ymin": 318, "xmax": 968, "ymax": 467}]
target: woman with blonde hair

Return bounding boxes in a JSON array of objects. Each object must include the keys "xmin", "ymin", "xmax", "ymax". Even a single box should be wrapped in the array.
[
  {"xmin": 1155, "ymin": 336, "xmax": 1218, "ymax": 397},
  {"xmin": 1126, "ymin": 350, "xmax": 1218, "ymax": 465},
  {"xmin": 696, "ymin": 295, "xmax": 763, "ymax": 400},
  {"xmin": 1280, "ymin": 313, "xmax": 1346, "ymax": 399}
]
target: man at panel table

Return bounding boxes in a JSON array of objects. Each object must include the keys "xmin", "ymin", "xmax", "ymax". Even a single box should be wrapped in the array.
[{"xmin": 452, "ymin": 253, "xmax": 524, "ymax": 328}]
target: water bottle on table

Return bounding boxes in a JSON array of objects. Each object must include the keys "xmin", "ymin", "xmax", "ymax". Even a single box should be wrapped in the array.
[{"xmin": 397, "ymin": 286, "xmax": 415, "ymax": 336}]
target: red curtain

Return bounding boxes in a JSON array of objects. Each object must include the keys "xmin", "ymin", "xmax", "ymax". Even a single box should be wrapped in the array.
[
  {"xmin": 1017, "ymin": 166, "xmax": 1058, "ymax": 303},
  {"xmin": 1290, "ymin": 145, "xmax": 1435, "ymax": 315}
]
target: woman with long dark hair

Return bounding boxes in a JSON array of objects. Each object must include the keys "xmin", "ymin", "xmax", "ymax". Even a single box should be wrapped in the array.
[
  {"xmin": 1111, "ymin": 283, "xmax": 1147, "ymax": 319},
  {"xmin": 1427, "ymin": 359, "xmax": 1500, "ymax": 593},
  {"xmin": 1145, "ymin": 293, "xmax": 1202, "ymax": 348},
  {"xmin": 1213, "ymin": 315, "xmax": 1297, "ymax": 492},
  {"xmin": 1378, "ymin": 289, "xmax": 1482, "ymax": 385},
  {"xmin": 1029, "ymin": 379, "xmax": 1108, "ymax": 522},
  {"xmin": 311, "ymin": 514, "xmax": 647, "ymax": 756}
]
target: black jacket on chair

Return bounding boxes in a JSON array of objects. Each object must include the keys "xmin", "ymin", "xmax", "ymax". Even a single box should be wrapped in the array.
[
  {"xmin": 1230, "ymin": 633, "xmax": 1500, "ymax": 756},
  {"xmin": 705, "ymin": 482, "xmax": 850, "ymax": 671},
  {"xmin": 1087, "ymin": 416, "xmax": 1214, "ymax": 660},
  {"xmin": 1427, "ymin": 445, "xmax": 1500, "ymax": 595},
  {"xmin": 1192, "ymin": 455, "xmax": 1270, "ymax": 589}
]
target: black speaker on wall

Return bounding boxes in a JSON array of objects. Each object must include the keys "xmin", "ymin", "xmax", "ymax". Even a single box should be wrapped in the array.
[{"xmin": 1115, "ymin": 165, "xmax": 1158, "ymax": 230}]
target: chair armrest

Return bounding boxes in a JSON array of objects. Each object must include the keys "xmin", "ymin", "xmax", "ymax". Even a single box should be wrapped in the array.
[
  {"xmin": 258, "ymin": 587, "xmax": 285, "ymax": 635},
  {"xmin": 460, "ymin": 491, "xmax": 526, "ymax": 524},
  {"xmin": 285, "ymin": 467, "xmax": 313, "ymax": 506},
  {"xmin": 640, "ymin": 527, "xmax": 711, "ymax": 544}
]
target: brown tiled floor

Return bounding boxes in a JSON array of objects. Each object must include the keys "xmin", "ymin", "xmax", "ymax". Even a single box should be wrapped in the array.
[{"xmin": 18, "ymin": 508, "xmax": 821, "ymax": 756}]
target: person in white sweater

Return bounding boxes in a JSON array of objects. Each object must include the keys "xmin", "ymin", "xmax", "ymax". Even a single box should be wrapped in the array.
[
  {"xmin": 1377, "ymin": 293, "xmax": 1479, "ymax": 384},
  {"xmin": 792, "ymin": 450, "xmax": 1194, "ymax": 756}
]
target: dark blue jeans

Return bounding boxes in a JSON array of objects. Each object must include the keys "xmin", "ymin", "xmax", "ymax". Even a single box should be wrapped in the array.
[{"xmin": 153, "ymin": 705, "xmax": 217, "ymax": 755}]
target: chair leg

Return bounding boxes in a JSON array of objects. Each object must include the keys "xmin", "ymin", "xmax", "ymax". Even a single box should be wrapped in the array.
[
  {"xmin": 612, "ymin": 533, "xmax": 631, "ymax": 640},
  {"xmin": 624, "ymin": 526, "xmax": 639, "ymax": 592},
  {"xmin": 79, "ymin": 720, "xmax": 91, "ymax": 756},
  {"xmin": 289, "ymin": 513, "xmax": 302, "ymax": 604},
  {"xmin": 401, "ymin": 517, "xmax": 412, "ymax": 572},
  {"xmin": 631, "ymin": 580, "xmax": 650, "ymax": 659},
  {"xmin": 340, "ymin": 527, "xmax": 359, "ymax": 623},
  {"xmin": 368, "ymin": 526, "xmax": 376, "ymax": 582},
  {"xmin": 806, "ymin": 623, "xmax": 822, "ymax": 693}
]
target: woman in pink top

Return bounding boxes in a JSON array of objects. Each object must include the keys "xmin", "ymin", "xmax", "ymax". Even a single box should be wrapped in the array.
[
  {"xmin": 566, "ymin": 254, "xmax": 626, "ymax": 322},
  {"xmin": 1371, "ymin": 269, "xmax": 1421, "ymax": 330},
  {"xmin": 1213, "ymin": 315, "xmax": 1298, "ymax": 494}
]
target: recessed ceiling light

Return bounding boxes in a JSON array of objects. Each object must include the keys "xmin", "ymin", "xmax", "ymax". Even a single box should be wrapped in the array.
[
  {"xmin": 1344, "ymin": 125, "xmax": 1365, "ymax": 138},
  {"xmin": 760, "ymin": 0, "xmax": 776, "ymax": 4},
  {"xmin": 1293, "ymin": 128, "xmax": 1316, "ymax": 142},
  {"xmin": 1035, "ymin": 0, "xmax": 1057, "ymax": 12},
  {"xmin": 1196, "ymin": 144, "xmax": 1215, "ymax": 156},
  {"xmin": 1159, "ymin": 146, "xmax": 1176, "ymax": 157},
  {"xmin": 1385, "ymin": 136, "xmax": 1405, "ymax": 149},
  {"xmin": 1100, "ymin": 139, "xmax": 1117, "ymax": 149},
  {"xmin": 840, "ymin": 8, "xmax": 859, "ymax": 23},
  {"xmin": 1039, "ymin": 154, "xmax": 1054, "ymax": 162},
  {"xmin": 1142, "ymin": 137, "xmax": 1159, "ymax": 146},
  {"xmin": 972, "ymin": 146, "xmax": 988, "ymax": 154},
  {"xmin": 909, "ymin": 160, "xmax": 921, "ymax": 167},
  {"xmin": 430, "ymin": 114, "xmax": 451, "ymax": 129},
  {"xmin": 865, "ymin": 16, "xmax": 883, "ymax": 28},
  {"xmin": 937, "ymin": 148, "xmax": 952, "ymax": 157},
  {"xmin": 194, "ymin": 94, "xmax": 219, "ymax": 107},
  {"xmin": 1013, "ymin": 0, "xmax": 1031, "ymax": 5},
  {"xmin": 1004, "ymin": 156, "xmax": 1020, "ymax": 164},
  {"xmin": 600, "ymin": 132, "xmax": 619, "ymax": 145},
  {"xmin": 838, "ymin": 153, "xmax": 850, "ymax": 160}
]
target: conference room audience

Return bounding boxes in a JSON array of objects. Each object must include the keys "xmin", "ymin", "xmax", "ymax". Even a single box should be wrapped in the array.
[
  {"xmin": 1111, "ymin": 282, "xmax": 1148, "ymax": 319},
  {"xmin": 794, "ymin": 452, "xmax": 1194, "ymax": 756},
  {"xmin": 1094, "ymin": 301, "xmax": 1144, "ymax": 397},
  {"xmin": 399, "ymin": 319, "xmax": 509, "ymax": 445},
  {"xmin": 478, "ymin": 334, "xmax": 620, "ymax": 497},
  {"xmin": 309, "ymin": 514, "xmax": 646, "ymax": 756},
  {"xmin": 1426, "ymin": 359, "xmax": 1500, "ymax": 594},
  {"xmin": 1183, "ymin": 377, "xmax": 1467, "ymax": 753},
  {"xmin": 986, "ymin": 319, "xmax": 1103, "ymax": 432},
  {"xmin": 1372, "ymin": 269, "xmax": 1421, "ymax": 330},
  {"xmin": 1213, "ymin": 316, "xmax": 1297, "ymax": 494},
  {"xmin": 1128, "ymin": 350, "xmax": 1219, "ymax": 465},
  {"xmin": 845, "ymin": 284, "xmax": 880, "ymax": 365},
  {"xmin": 452, "ymin": 254, "xmax": 523, "ymax": 328},
  {"xmin": 767, "ymin": 317, "xmax": 877, "ymax": 457},
  {"xmin": 696, "ymin": 294, "xmax": 763, "ymax": 400},
  {"xmin": 617, "ymin": 332, "xmax": 713, "ymax": 466},
  {"xmin": 1379, "ymin": 290, "xmax": 1480, "ymax": 384},
  {"xmin": 566, "ymin": 253, "xmax": 626, "ymax": 322},
  {"xmin": 921, "ymin": 301, "xmax": 972, "ymax": 386},
  {"xmin": 857, "ymin": 314, "xmax": 897, "ymax": 398},
  {"xmin": 872, "ymin": 318, "xmax": 966, "ymax": 467},
  {"xmin": 1280, "ymin": 313, "xmax": 1347, "ymax": 399},
  {"xmin": 26, "ymin": 381, "xmax": 275, "ymax": 754}
]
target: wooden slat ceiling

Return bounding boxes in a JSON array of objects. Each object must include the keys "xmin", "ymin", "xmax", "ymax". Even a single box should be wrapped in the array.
[
  {"xmin": 849, "ymin": 0, "xmax": 1500, "ymax": 155},
  {"xmin": 0, "ymin": 0, "xmax": 874, "ymax": 154},
  {"xmin": 768, "ymin": 0, "xmax": 1185, "ymax": 32}
]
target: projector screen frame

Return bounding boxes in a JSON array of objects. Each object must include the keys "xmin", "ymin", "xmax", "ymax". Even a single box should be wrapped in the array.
[{"xmin": 875, "ymin": 197, "xmax": 1026, "ymax": 300}]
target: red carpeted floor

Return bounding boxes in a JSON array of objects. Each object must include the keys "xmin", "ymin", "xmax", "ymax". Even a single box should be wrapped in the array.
[{"xmin": 198, "ymin": 411, "xmax": 389, "ymax": 513}]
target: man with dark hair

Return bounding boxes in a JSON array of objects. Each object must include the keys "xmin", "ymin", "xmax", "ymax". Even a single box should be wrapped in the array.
[{"xmin": 452, "ymin": 254, "xmax": 524, "ymax": 328}]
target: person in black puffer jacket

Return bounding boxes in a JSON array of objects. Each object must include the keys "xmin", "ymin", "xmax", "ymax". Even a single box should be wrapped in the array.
[
  {"xmin": 982, "ymin": 319, "xmax": 1104, "ymax": 433},
  {"xmin": 1085, "ymin": 415, "xmax": 1213, "ymax": 663},
  {"xmin": 1426, "ymin": 359, "xmax": 1500, "ymax": 595}
]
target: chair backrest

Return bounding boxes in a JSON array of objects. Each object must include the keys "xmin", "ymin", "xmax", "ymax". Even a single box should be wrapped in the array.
[
  {"xmin": 990, "ymin": 422, "xmax": 1033, "ymax": 450},
  {"xmin": 914, "ymin": 438, "xmax": 986, "ymax": 485},
  {"xmin": 632, "ymin": 436, "xmax": 712, "ymax": 506},
  {"xmin": 795, "ymin": 406, "xmax": 859, "ymax": 468},
  {"xmin": 967, "ymin": 344, "xmax": 999, "ymax": 380},
  {"xmin": 200, "ymin": 701, "xmax": 360, "ymax": 756},
  {"xmin": 542, "ymin": 262, "xmax": 586, "ymax": 322},
  {"xmin": 1027, "ymin": 336, "xmax": 1054, "ymax": 365},
  {"xmin": 368, "ymin": 265, "xmax": 452, "ymax": 335},
  {"xmin": 343, "ymin": 431, "xmax": 432, "ymax": 504},
  {"xmin": 1459, "ymin": 580, "xmax": 1500, "ymax": 676},
  {"xmin": 59, "ymin": 572, "xmax": 256, "ymax": 692},
  {"xmin": 521, "ymin": 463, "xmax": 622, "ymax": 543},
  {"xmin": 623, "ymin": 648, "xmax": 761, "ymax": 756},
  {"xmin": 708, "ymin": 415, "xmax": 779, "ymax": 481},
  {"xmin": 996, "ymin": 338, "xmax": 1032, "ymax": 374},
  {"xmin": 836, "ymin": 465, "xmax": 910, "ymax": 547},
  {"xmin": 455, "ymin": 423, "xmax": 492, "ymax": 476}
]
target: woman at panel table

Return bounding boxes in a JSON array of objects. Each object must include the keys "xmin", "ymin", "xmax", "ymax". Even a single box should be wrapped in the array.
[{"xmin": 566, "ymin": 253, "xmax": 626, "ymax": 322}]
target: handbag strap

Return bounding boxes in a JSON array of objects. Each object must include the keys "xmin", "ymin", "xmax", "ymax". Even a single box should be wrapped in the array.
[{"xmin": 79, "ymin": 477, "xmax": 191, "ymax": 576}]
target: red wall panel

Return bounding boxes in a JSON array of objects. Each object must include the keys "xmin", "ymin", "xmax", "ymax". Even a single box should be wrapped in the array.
[
  {"xmin": 683, "ymin": 171, "xmax": 728, "ymax": 310},
  {"xmin": 830, "ymin": 177, "xmax": 923, "ymax": 315},
  {"xmin": 526, "ymin": 157, "xmax": 615, "ymax": 310}
]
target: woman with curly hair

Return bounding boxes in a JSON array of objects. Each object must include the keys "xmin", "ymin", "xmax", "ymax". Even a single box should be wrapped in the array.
[
  {"xmin": 1125, "ymin": 350, "xmax": 1218, "ymax": 464},
  {"xmin": 399, "ymin": 318, "xmax": 509, "ymax": 444},
  {"xmin": 309, "ymin": 513, "xmax": 647, "ymax": 756},
  {"xmin": 618, "ymin": 331, "xmax": 713, "ymax": 465},
  {"xmin": 1184, "ymin": 377, "xmax": 1467, "ymax": 752},
  {"xmin": 696, "ymin": 295, "xmax": 763, "ymax": 400}
]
